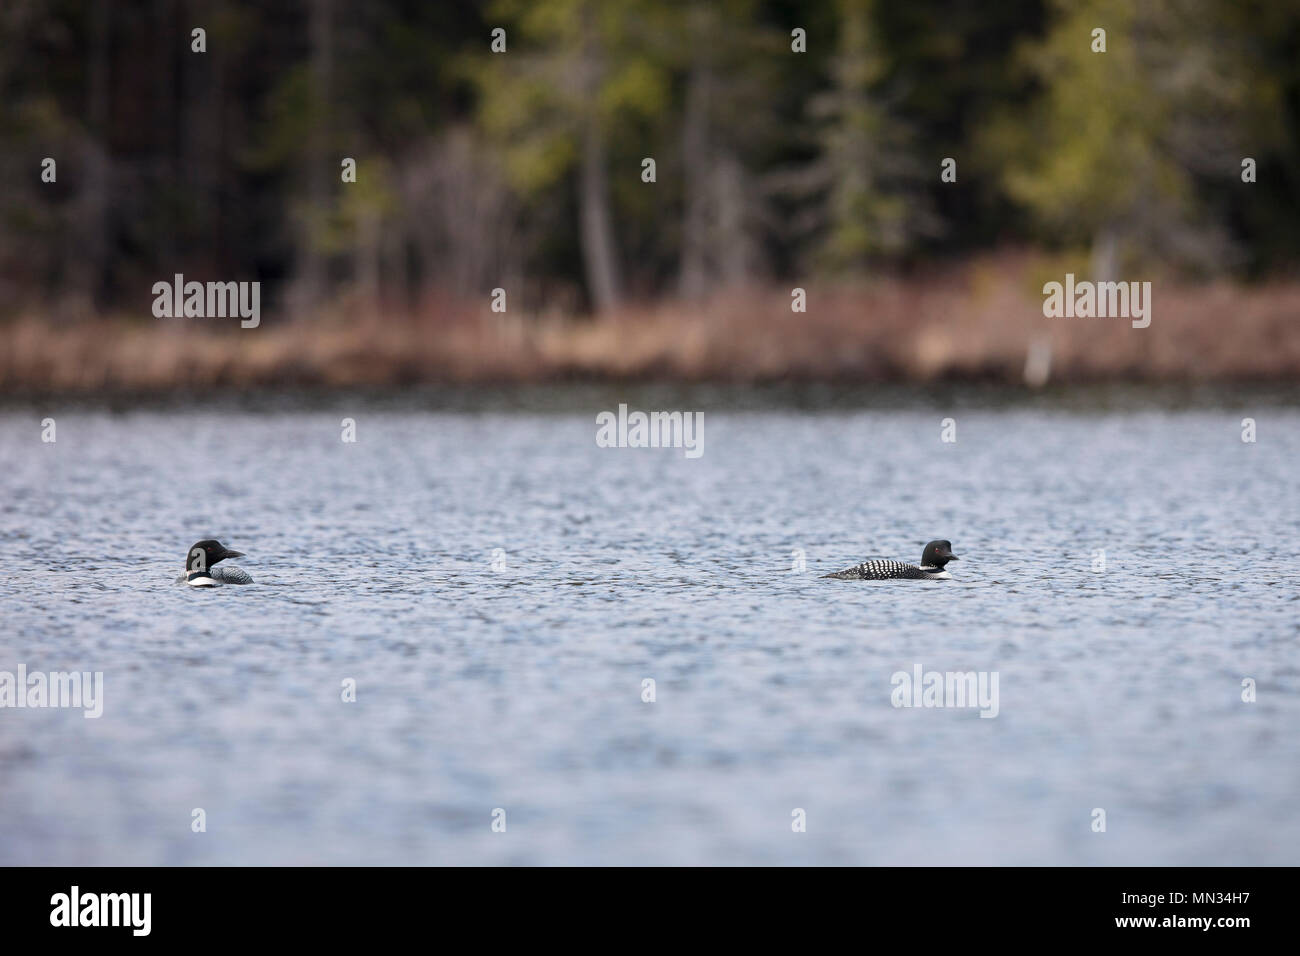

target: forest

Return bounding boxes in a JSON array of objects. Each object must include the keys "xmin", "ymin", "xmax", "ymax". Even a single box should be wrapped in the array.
[{"xmin": 1, "ymin": 0, "xmax": 1298, "ymax": 390}]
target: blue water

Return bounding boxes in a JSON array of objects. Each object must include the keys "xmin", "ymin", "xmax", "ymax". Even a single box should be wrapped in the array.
[{"xmin": 1, "ymin": 391, "xmax": 1297, "ymax": 864}]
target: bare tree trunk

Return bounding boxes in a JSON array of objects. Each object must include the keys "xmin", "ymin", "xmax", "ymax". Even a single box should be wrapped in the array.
[
  {"xmin": 356, "ymin": 207, "xmax": 381, "ymax": 312},
  {"xmin": 293, "ymin": 0, "xmax": 332, "ymax": 316},
  {"xmin": 72, "ymin": 0, "xmax": 112, "ymax": 318},
  {"xmin": 579, "ymin": 119, "xmax": 621, "ymax": 313},
  {"xmin": 716, "ymin": 154, "xmax": 753, "ymax": 286},
  {"xmin": 1090, "ymin": 225, "xmax": 1119, "ymax": 284},
  {"xmin": 182, "ymin": 0, "xmax": 220, "ymax": 265},
  {"xmin": 679, "ymin": 57, "xmax": 710, "ymax": 300}
]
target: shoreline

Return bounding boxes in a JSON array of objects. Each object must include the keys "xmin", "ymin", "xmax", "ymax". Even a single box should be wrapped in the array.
[
  {"xmin": 3, "ymin": 380, "xmax": 1297, "ymax": 414},
  {"xmin": 5, "ymin": 258, "xmax": 1299, "ymax": 397}
]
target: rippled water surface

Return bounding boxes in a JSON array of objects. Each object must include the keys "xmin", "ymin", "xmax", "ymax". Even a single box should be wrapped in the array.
[{"xmin": 1, "ymin": 390, "xmax": 1298, "ymax": 865}]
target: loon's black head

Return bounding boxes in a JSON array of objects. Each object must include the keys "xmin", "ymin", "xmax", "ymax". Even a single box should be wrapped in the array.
[
  {"xmin": 921, "ymin": 539, "xmax": 958, "ymax": 569},
  {"xmin": 185, "ymin": 539, "xmax": 244, "ymax": 574}
]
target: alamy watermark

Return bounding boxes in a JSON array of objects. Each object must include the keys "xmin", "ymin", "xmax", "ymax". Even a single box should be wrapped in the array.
[
  {"xmin": 596, "ymin": 404, "xmax": 704, "ymax": 459},
  {"xmin": 890, "ymin": 663, "xmax": 999, "ymax": 718},
  {"xmin": 1042, "ymin": 273, "xmax": 1151, "ymax": 329},
  {"xmin": 152, "ymin": 273, "xmax": 260, "ymax": 328},
  {"xmin": 0, "ymin": 665, "xmax": 103, "ymax": 718},
  {"xmin": 50, "ymin": 886, "xmax": 150, "ymax": 936}
]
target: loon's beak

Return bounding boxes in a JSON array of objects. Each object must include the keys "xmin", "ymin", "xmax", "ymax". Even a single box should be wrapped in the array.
[
  {"xmin": 221, "ymin": 549, "xmax": 245, "ymax": 561},
  {"xmin": 946, "ymin": 553, "xmax": 959, "ymax": 560}
]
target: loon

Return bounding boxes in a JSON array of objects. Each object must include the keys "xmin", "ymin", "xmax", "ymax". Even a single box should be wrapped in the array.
[
  {"xmin": 822, "ymin": 539, "xmax": 959, "ymax": 580},
  {"xmin": 177, "ymin": 539, "xmax": 253, "ymax": 586}
]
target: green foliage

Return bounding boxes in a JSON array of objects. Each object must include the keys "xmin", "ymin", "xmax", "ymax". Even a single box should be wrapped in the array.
[
  {"xmin": 477, "ymin": 0, "xmax": 673, "ymax": 196},
  {"xmin": 996, "ymin": 3, "xmax": 1178, "ymax": 237},
  {"xmin": 1, "ymin": 0, "xmax": 1298, "ymax": 318},
  {"xmin": 983, "ymin": 0, "xmax": 1264, "ymax": 270}
]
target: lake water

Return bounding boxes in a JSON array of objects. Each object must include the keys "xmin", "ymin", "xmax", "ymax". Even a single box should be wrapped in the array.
[{"xmin": 1, "ymin": 387, "xmax": 1297, "ymax": 865}]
